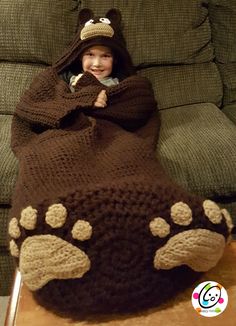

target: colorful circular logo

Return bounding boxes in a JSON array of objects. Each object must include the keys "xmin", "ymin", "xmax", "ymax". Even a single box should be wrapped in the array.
[{"xmin": 191, "ymin": 281, "xmax": 228, "ymax": 317}]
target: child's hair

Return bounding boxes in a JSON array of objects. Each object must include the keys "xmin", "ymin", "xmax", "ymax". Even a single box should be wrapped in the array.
[{"xmin": 54, "ymin": 9, "xmax": 135, "ymax": 81}]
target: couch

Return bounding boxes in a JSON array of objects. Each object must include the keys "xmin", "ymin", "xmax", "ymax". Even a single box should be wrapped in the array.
[{"xmin": 0, "ymin": 0, "xmax": 235, "ymax": 296}]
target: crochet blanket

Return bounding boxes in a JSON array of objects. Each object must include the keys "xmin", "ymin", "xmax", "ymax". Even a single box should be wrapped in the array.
[{"xmin": 9, "ymin": 68, "xmax": 232, "ymax": 316}]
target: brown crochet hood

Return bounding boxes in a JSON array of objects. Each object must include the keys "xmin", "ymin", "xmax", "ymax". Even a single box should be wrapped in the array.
[{"xmin": 54, "ymin": 8, "xmax": 135, "ymax": 80}]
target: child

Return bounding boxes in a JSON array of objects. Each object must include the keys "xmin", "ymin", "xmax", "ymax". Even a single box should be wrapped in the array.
[
  {"xmin": 57, "ymin": 8, "xmax": 135, "ymax": 108},
  {"xmin": 70, "ymin": 44, "xmax": 119, "ymax": 107}
]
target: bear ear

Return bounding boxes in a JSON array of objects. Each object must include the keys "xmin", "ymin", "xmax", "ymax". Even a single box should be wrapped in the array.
[
  {"xmin": 106, "ymin": 8, "xmax": 122, "ymax": 26},
  {"xmin": 78, "ymin": 8, "xmax": 94, "ymax": 25}
]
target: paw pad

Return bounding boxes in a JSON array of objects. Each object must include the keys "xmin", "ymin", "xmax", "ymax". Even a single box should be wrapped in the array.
[
  {"xmin": 20, "ymin": 235, "xmax": 91, "ymax": 291},
  {"xmin": 171, "ymin": 202, "xmax": 192, "ymax": 225},
  {"xmin": 203, "ymin": 200, "xmax": 222, "ymax": 224},
  {"xmin": 149, "ymin": 217, "xmax": 170, "ymax": 238},
  {"xmin": 153, "ymin": 229, "xmax": 225, "ymax": 272},
  {"xmin": 9, "ymin": 239, "xmax": 19, "ymax": 258},
  {"xmin": 72, "ymin": 219, "xmax": 92, "ymax": 240},
  {"xmin": 8, "ymin": 217, "xmax": 21, "ymax": 239},
  {"xmin": 45, "ymin": 203, "xmax": 67, "ymax": 228},
  {"xmin": 20, "ymin": 206, "xmax": 37, "ymax": 230},
  {"xmin": 221, "ymin": 208, "xmax": 234, "ymax": 233}
]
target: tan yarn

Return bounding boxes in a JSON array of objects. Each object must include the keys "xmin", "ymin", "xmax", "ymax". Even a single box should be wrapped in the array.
[
  {"xmin": 20, "ymin": 235, "xmax": 91, "ymax": 291},
  {"xmin": 170, "ymin": 202, "xmax": 192, "ymax": 226},
  {"xmin": 71, "ymin": 219, "xmax": 92, "ymax": 241},
  {"xmin": 9, "ymin": 240, "xmax": 19, "ymax": 258},
  {"xmin": 153, "ymin": 229, "xmax": 225, "ymax": 272},
  {"xmin": 81, "ymin": 23, "xmax": 114, "ymax": 40},
  {"xmin": 20, "ymin": 206, "xmax": 37, "ymax": 230},
  {"xmin": 221, "ymin": 209, "xmax": 234, "ymax": 244},
  {"xmin": 8, "ymin": 217, "xmax": 21, "ymax": 239},
  {"xmin": 203, "ymin": 200, "xmax": 222, "ymax": 224},
  {"xmin": 149, "ymin": 217, "xmax": 170, "ymax": 238},
  {"xmin": 45, "ymin": 203, "xmax": 67, "ymax": 228},
  {"xmin": 221, "ymin": 209, "xmax": 234, "ymax": 233}
]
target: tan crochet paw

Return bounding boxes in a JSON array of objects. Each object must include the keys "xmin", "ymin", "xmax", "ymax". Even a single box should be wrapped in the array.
[
  {"xmin": 20, "ymin": 235, "xmax": 91, "ymax": 291},
  {"xmin": 149, "ymin": 201, "xmax": 232, "ymax": 272},
  {"xmin": 153, "ymin": 229, "xmax": 225, "ymax": 272},
  {"xmin": 9, "ymin": 203, "xmax": 94, "ymax": 291}
]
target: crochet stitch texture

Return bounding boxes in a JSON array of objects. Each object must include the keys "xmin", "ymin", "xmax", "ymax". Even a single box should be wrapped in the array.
[
  {"xmin": 8, "ymin": 69, "xmax": 232, "ymax": 315},
  {"xmin": 8, "ymin": 8, "xmax": 233, "ymax": 316}
]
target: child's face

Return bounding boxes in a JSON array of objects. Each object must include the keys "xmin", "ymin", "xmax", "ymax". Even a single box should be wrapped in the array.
[{"xmin": 82, "ymin": 45, "xmax": 113, "ymax": 80}]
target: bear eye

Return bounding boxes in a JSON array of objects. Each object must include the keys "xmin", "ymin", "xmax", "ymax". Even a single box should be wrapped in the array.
[
  {"xmin": 85, "ymin": 19, "xmax": 94, "ymax": 26},
  {"xmin": 99, "ymin": 18, "xmax": 111, "ymax": 24}
]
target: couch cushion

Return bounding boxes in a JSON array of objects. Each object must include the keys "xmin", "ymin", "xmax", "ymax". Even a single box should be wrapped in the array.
[
  {"xmin": 209, "ymin": 0, "xmax": 236, "ymax": 63},
  {"xmin": 0, "ymin": 115, "xmax": 18, "ymax": 205},
  {"xmin": 0, "ymin": 207, "xmax": 10, "ymax": 247},
  {"xmin": 0, "ymin": 63, "xmax": 46, "ymax": 115},
  {"xmin": 81, "ymin": 0, "xmax": 214, "ymax": 66},
  {"xmin": 222, "ymin": 104, "xmax": 236, "ymax": 125},
  {"xmin": 209, "ymin": 1, "xmax": 236, "ymax": 108},
  {"xmin": 0, "ymin": 207, "xmax": 14, "ymax": 296},
  {"xmin": 158, "ymin": 103, "xmax": 236, "ymax": 198},
  {"xmin": 0, "ymin": 0, "xmax": 77, "ymax": 64},
  {"xmin": 217, "ymin": 63, "xmax": 236, "ymax": 106},
  {"xmin": 0, "ymin": 247, "xmax": 15, "ymax": 295},
  {"xmin": 138, "ymin": 63, "xmax": 223, "ymax": 110}
]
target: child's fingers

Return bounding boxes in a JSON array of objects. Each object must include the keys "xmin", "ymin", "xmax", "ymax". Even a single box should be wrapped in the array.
[
  {"xmin": 94, "ymin": 99, "xmax": 106, "ymax": 107},
  {"xmin": 94, "ymin": 90, "xmax": 107, "ymax": 108},
  {"xmin": 99, "ymin": 89, "xmax": 107, "ymax": 101}
]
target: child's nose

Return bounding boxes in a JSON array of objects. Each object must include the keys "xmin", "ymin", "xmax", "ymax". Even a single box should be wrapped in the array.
[{"xmin": 93, "ymin": 56, "xmax": 101, "ymax": 67}]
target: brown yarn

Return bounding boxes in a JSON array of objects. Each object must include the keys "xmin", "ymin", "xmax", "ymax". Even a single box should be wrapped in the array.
[{"xmin": 8, "ymin": 68, "xmax": 232, "ymax": 314}]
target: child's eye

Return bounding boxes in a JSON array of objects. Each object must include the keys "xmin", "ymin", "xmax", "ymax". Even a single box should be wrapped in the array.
[
  {"xmin": 84, "ymin": 52, "xmax": 93, "ymax": 57},
  {"xmin": 103, "ymin": 54, "xmax": 112, "ymax": 58}
]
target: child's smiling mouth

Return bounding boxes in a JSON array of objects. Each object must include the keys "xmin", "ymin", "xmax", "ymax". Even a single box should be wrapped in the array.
[
  {"xmin": 91, "ymin": 69, "xmax": 104, "ymax": 74},
  {"xmin": 90, "ymin": 69, "xmax": 105, "ymax": 78}
]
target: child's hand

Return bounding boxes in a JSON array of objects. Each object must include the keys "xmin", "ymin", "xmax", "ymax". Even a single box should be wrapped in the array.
[{"xmin": 94, "ymin": 90, "xmax": 107, "ymax": 108}]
